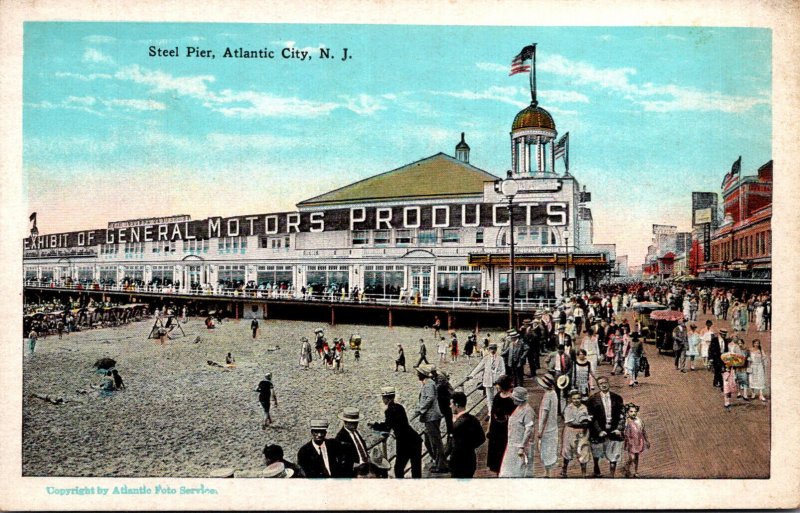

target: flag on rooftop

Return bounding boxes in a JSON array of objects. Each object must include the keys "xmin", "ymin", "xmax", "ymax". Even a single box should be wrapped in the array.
[{"xmin": 509, "ymin": 44, "xmax": 536, "ymax": 76}]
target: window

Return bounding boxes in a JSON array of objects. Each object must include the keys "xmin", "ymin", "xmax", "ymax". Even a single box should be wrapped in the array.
[
  {"xmin": 418, "ymin": 229, "xmax": 436, "ymax": 245},
  {"xmin": 184, "ymin": 239, "xmax": 208, "ymax": 253},
  {"xmin": 476, "ymin": 229, "xmax": 484, "ymax": 244},
  {"xmin": 352, "ymin": 231, "xmax": 368, "ymax": 245},
  {"xmin": 442, "ymin": 229, "xmax": 460, "ymax": 243},
  {"xmin": 218, "ymin": 236, "xmax": 247, "ymax": 254},
  {"xmin": 395, "ymin": 229, "xmax": 412, "ymax": 245},
  {"xmin": 374, "ymin": 230, "xmax": 391, "ymax": 245}
]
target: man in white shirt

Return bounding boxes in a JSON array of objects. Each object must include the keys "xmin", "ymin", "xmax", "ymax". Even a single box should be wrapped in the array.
[
  {"xmin": 334, "ymin": 408, "xmax": 371, "ymax": 477},
  {"xmin": 586, "ymin": 377, "xmax": 625, "ymax": 478},
  {"xmin": 467, "ymin": 342, "xmax": 506, "ymax": 417},
  {"xmin": 297, "ymin": 419, "xmax": 344, "ymax": 478}
]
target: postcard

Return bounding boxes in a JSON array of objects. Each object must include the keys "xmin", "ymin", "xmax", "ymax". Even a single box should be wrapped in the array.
[{"xmin": 2, "ymin": 0, "xmax": 799, "ymax": 510}]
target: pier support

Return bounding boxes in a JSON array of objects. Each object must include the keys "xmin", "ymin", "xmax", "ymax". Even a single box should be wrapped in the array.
[{"xmin": 388, "ymin": 308, "xmax": 393, "ymax": 328}]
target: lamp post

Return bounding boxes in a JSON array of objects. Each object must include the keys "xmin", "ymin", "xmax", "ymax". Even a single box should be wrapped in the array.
[
  {"xmin": 563, "ymin": 229, "xmax": 570, "ymax": 296},
  {"xmin": 496, "ymin": 172, "xmax": 519, "ymax": 329}
]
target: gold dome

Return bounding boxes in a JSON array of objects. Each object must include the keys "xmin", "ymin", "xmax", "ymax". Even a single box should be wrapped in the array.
[{"xmin": 512, "ymin": 103, "xmax": 556, "ymax": 131}]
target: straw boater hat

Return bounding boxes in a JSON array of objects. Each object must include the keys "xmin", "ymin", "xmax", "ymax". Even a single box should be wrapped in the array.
[
  {"xmin": 488, "ymin": 342, "xmax": 498, "ymax": 350},
  {"xmin": 416, "ymin": 363, "xmax": 436, "ymax": 378},
  {"xmin": 338, "ymin": 407, "xmax": 362, "ymax": 423},
  {"xmin": 511, "ymin": 386, "xmax": 528, "ymax": 405},
  {"xmin": 506, "ymin": 329, "xmax": 519, "ymax": 338},
  {"xmin": 556, "ymin": 375, "xmax": 570, "ymax": 390},
  {"xmin": 263, "ymin": 462, "xmax": 294, "ymax": 478},
  {"xmin": 557, "ymin": 325, "xmax": 565, "ymax": 332},
  {"xmin": 380, "ymin": 386, "xmax": 396, "ymax": 397},
  {"xmin": 370, "ymin": 447, "xmax": 391, "ymax": 470},
  {"xmin": 209, "ymin": 467, "xmax": 235, "ymax": 478},
  {"xmin": 536, "ymin": 373, "xmax": 556, "ymax": 390},
  {"xmin": 310, "ymin": 419, "xmax": 329, "ymax": 431},
  {"xmin": 314, "ymin": 328, "xmax": 324, "ymax": 334}
]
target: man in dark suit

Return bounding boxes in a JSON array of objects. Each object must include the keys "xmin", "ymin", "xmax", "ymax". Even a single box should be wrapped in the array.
[
  {"xmin": 369, "ymin": 386, "xmax": 423, "ymax": 478},
  {"xmin": 502, "ymin": 331, "xmax": 529, "ymax": 387},
  {"xmin": 708, "ymin": 327, "xmax": 727, "ymax": 388},
  {"xmin": 551, "ymin": 326, "xmax": 573, "ymax": 358},
  {"xmin": 586, "ymin": 376, "xmax": 625, "ymax": 478},
  {"xmin": 448, "ymin": 392, "xmax": 485, "ymax": 478},
  {"xmin": 334, "ymin": 407, "xmax": 371, "ymax": 477},
  {"xmin": 297, "ymin": 419, "xmax": 345, "ymax": 478}
]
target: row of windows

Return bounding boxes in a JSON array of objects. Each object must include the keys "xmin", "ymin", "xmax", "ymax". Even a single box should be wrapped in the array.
[
  {"xmin": 218, "ymin": 236, "xmax": 248, "ymax": 254},
  {"xmin": 712, "ymin": 229, "xmax": 771, "ymax": 262},
  {"xmin": 352, "ymin": 228, "xmax": 473, "ymax": 246}
]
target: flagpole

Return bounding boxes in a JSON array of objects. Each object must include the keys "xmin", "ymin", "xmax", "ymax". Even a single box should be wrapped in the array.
[{"xmin": 530, "ymin": 43, "xmax": 537, "ymax": 106}]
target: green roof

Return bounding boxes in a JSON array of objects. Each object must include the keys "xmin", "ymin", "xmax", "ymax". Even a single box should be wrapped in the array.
[{"xmin": 298, "ymin": 153, "xmax": 499, "ymax": 207}]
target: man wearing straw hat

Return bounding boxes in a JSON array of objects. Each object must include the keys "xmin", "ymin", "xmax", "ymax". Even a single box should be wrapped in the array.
[
  {"xmin": 335, "ymin": 407, "xmax": 372, "ymax": 477},
  {"xmin": 297, "ymin": 419, "xmax": 345, "ymax": 478},
  {"xmin": 415, "ymin": 363, "xmax": 448, "ymax": 473},
  {"xmin": 369, "ymin": 386, "xmax": 423, "ymax": 478},
  {"xmin": 467, "ymin": 340, "xmax": 505, "ymax": 417},
  {"xmin": 502, "ymin": 329, "xmax": 528, "ymax": 387}
]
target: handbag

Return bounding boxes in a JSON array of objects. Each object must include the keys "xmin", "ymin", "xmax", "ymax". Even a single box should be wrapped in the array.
[{"xmin": 640, "ymin": 354, "xmax": 651, "ymax": 377}]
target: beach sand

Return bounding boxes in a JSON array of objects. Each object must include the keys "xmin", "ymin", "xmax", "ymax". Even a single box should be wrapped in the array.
[{"xmin": 22, "ymin": 317, "xmax": 485, "ymax": 477}]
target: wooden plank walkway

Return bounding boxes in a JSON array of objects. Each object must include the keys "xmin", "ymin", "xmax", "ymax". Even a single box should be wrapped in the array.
[{"xmin": 422, "ymin": 309, "xmax": 771, "ymax": 479}]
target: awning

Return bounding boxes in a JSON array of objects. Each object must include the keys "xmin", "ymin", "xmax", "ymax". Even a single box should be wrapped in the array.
[{"xmin": 468, "ymin": 252, "xmax": 609, "ymax": 267}]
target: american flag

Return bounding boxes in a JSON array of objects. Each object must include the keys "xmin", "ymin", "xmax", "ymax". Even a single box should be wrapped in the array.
[
  {"xmin": 553, "ymin": 132, "xmax": 569, "ymax": 161},
  {"xmin": 509, "ymin": 44, "xmax": 536, "ymax": 76},
  {"xmin": 721, "ymin": 156, "xmax": 741, "ymax": 190}
]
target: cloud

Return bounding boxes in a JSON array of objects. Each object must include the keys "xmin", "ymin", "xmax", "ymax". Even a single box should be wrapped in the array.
[
  {"xmin": 341, "ymin": 94, "xmax": 386, "ymax": 115},
  {"xmin": 82, "ymin": 48, "xmax": 115, "ymax": 65},
  {"xmin": 540, "ymin": 53, "xmax": 769, "ymax": 114},
  {"xmin": 209, "ymin": 89, "xmax": 339, "ymax": 118},
  {"xmin": 103, "ymin": 99, "xmax": 167, "ymax": 111},
  {"xmin": 476, "ymin": 62, "xmax": 508, "ymax": 73},
  {"xmin": 540, "ymin": 89, "xmax": 590, "ymax": 103},
  {"xmin": 115, "ymin": 64, "xmax": 216, "ymax": 99},
  {"xmin": 434, "ymin": 85, "xmax": 528, "ymax": 108},
  {"xmin": 540, "ymin": 54, "xmax": 638, "ymax": 93},
  {"xmin": 83, "ymin": 35, "xmax": 116, "ymax": 44},
  {"xmin": 65, "ymin": 96, "xmax": 96, "ymax": 107},
  {"xmin": 54, "ymin": 71, "xmax": 114, "ymax": 81}
]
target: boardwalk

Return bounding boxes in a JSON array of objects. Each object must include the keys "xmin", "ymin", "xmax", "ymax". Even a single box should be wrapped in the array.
[{"xmin": 424, "ymin": 308, "xmax": 770, "ymax": 479}]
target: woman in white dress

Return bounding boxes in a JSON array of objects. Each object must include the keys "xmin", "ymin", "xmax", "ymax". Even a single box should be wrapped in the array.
[
  {"xmin": 754, "ymin": 302, "xmax": 765, "ymax": 331},
  {"xmin": 499, "ymin": 387, "xmax": 536, "ymax": 478},
  {"xmin": 582, "ymin": 327, "xmax": 600, "ymax": 376},
  {"xmin": 685, "ymin": 324, "xmax": 700, "ymax": 370},
  {"xmin": 747, "ymin": 339, "xmax": 769, "ymax": 401},
  {"xmin": 536, "ymin": 374, "xmax": 559, "ymax": 477}
]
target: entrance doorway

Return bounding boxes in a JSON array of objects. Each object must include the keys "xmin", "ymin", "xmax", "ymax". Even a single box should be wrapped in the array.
[{"xmin": 410, "ymin": 265, "xmax": 432, "ymax": 302}]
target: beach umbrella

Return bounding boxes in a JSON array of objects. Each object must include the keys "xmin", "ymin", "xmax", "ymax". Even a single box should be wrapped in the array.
[{"xmin": 93, "ymin": 357, "xmax": 117, "ymax": 370}]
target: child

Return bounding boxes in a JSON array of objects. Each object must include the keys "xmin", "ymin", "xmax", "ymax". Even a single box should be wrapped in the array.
[
  {"xmin": 561, "ymin": 390, "xmax": 592, "ymax": 478},
  {"xmin": 722, "ymin": 361, "xmax": 740, "ymax": 410},
  {"xmin": 623, "ymin": 403, "xmax": 650, "ymax": 477}
]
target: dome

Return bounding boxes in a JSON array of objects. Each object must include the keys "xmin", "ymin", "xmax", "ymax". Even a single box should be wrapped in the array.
[{"xmin": 512, "ymin": 103, "xmax": 556, "ymax": 131}]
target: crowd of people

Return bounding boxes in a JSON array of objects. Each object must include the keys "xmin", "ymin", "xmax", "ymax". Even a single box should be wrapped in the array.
[{"xmin": 245, "ymin": 281, "xmax": 769, "ymax": 479}]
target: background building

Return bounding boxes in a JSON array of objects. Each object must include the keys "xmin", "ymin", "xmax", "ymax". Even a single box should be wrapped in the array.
[{"xmin": 700, "ymin": 160, "xmax": 772, "ymax": 287}]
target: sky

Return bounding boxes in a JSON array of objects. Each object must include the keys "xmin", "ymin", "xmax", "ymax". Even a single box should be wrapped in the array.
[{"xmin": 22, "ymin": 23, "xmax": 772, "ymax": 266}]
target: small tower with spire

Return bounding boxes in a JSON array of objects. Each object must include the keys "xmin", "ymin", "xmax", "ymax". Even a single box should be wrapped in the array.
[
  {"xmin": 455, "ymin": 132, "xmax": 470, "ymax": 163},
  {"xmin": 509, "ymin": 44, "xmax": 558, "ymax": 178}
]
